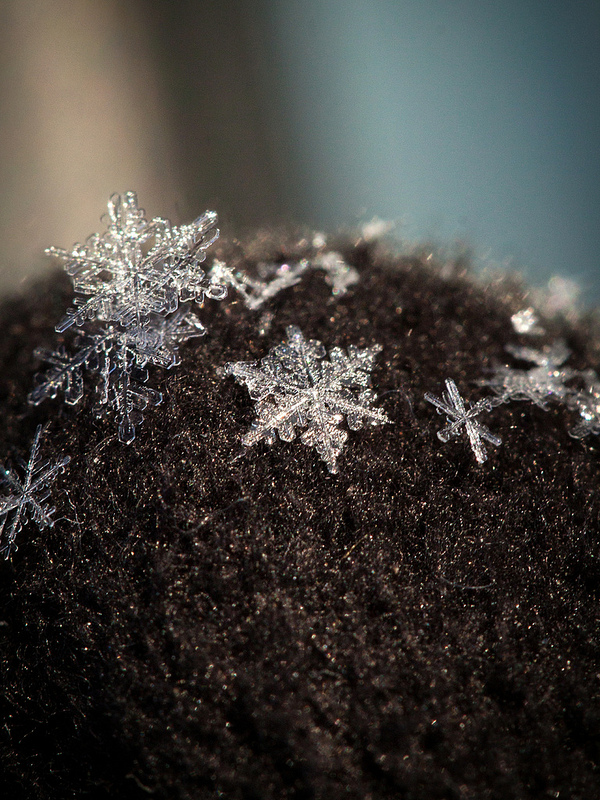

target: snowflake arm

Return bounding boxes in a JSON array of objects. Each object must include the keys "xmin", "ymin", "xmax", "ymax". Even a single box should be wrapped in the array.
[
  {"xmin": 425, "ymin": 379, "xmax": 501, "ymax": 464},
  {"xmin": 225, "ymin": 325, "xmax": 389, "ymax": 473},
  {"xmin": 209, "ymin": 251, "xmax": 358, "ymax": 310},
  {"xmin": 209, "ymin": 260, "xmax": 308, "ymax": 311},
  {"xmin": 29, "ymin": 327, "xmax": 164, "ymax": 444},
  {"xmin": 0, "ymin": 426, "xmax": 70, "ymax": 559}
]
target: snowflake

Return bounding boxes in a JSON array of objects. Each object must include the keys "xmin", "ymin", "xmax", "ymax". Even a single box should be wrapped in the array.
[
  {"xmin": 510, "ymin": 307, "xmax": 544, "ymax": 336},
  {"xmin": 483, "ymin": 340, "xmax": 575, "ymax": 409},
  {"xmin": 0, "ymin": 426, "xmax": 70, "ymax": 559},
  {"xmin": 225, "ymin": 325, "xmax": 389, "ymax": 473},
  {"xmin": 27, "ymin": 318, "xmax": 195, "ymax": 443},
  {"xmin": 49, "ymin": 191, "xmax": 226, "ymax": 332},
  {"xmin": 567, "ymin": 369, "xmax": 600, "ymax": 438},
  {"xmin": 311, "ymin": 251, "xmax": 359, "ymax": 297},
  {"xmin": 209, "ymin": 250, "xmax": 358, "ymax": 311},
  {"xmin": 31, "ymin": 193, "xmax": 226, "ymax": 442},
  {"xmin": 425, "ymin": 379, "xmax": 501, "ymax": 464},
  {"xmin": 209, "ymin": 259, "xmax": 308, "ymax": 311}
]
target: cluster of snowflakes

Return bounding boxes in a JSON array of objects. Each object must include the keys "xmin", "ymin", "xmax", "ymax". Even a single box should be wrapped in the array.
[{"xmin": 2, "ymin": 192, "xmax": 600, "ymax": 557}]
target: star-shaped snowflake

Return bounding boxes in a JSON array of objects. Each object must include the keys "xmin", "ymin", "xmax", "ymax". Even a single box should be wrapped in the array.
[
  {"xmin": 483, "ymin": 340, "xmax": 575, "ymax": 409},
  {"xmin": 0, "ymin": 426, "xmax": 70, "ymax": 558},
  {"xmin": 48, "ymin": 191, "xmax": 226, "ymax": 332},
  {"xmin": 32, "ymin": 193, "xmax": 226, "ymax": 443},
  {"xmin": 225, "ymin": 325, "xmax": 390, "ymax": 473},
  {"xmin": 425, "ymin": 379, "xmax": 501, "ymax": 464}
]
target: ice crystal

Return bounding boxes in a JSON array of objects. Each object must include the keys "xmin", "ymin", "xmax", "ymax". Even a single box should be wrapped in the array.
[
  {"xmin": 425, "ymin": 379, "xmax": 501, "ymax": 464},
  {"xmin": 483, "ymin": 340, "xmax": 575, "ymax": 409},
  {"xmin": 225, "ymin": 325, "xmax": 389, "ymax": 473},
  {"xmin": 209, "ymin": 259, "xmax": 307, "ymax": 311},
  {"xmin": 312, "ymin": 251, "xmax": 359, "ymax": 297},
  {"xmin": 49, "ymin": 192, "xmax": 226, "ymax": 332},
  {"xmin": 511, "ymin": 307, "xmax": 544, "ymax": 336},
  {"xmin": 567, "ymin": 370, "xmax": 600, "ymax": 438},
  {"xmin": 32, "ymin": 193, "xmax": 226, "ymax": 442},
  {"xmin": 27, "ymin": 318, "xmax": 197, "ymax": 443},
  {"xmin": 209, "ymin": 251, "xmax": 358, "ymax": 310},
  {"xmin": 0, "ymin": 426, "xmax": 70, "ymax": 559}
]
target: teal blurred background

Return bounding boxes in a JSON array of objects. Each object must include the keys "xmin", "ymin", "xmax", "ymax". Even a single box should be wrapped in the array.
[{"xmin": 1, "ymin": 1, "xmax": 599, "ymax": 299}]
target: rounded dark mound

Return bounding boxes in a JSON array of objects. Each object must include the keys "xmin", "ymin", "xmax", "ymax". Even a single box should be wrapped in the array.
[{"xmin": 1, "ymin": 233, "xmax": 599, "ymax": 799}]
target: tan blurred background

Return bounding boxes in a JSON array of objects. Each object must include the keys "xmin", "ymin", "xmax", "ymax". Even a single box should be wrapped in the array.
[
  {"xmin": 1, "ymin": 0, "xmax": 599, "ymax": 299},
  {"xmin": 0, "ymin": 0, "xmax": 295, "ymax": 295}
]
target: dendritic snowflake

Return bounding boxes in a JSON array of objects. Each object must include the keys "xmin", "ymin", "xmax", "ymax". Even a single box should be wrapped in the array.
[
  {"xmin": 49, "ymin": 192, "xmax": 226, "ymax": 332},
  {"xmin": 209, "ymin": 250, "xmax": 358, "ymax": 311},
  {"xmin": 31, "ymin": 193, "xmax": 226, "ymax": 442},
  {"xmin": 29, "ymin": 325, "xmax": 167, "ymax": 444},
  {"xmin": 0, "ymin": 426, "xmax": 70, "ymax": 559},
  {"xmin": 225, "ymin": 325, "xmax": 389, "ymax": 473},
  {"xmin": 425, "ymin": 379, "xmax": 501, "ymax": 464},
  {"xmin": 510, "ymin": 307, "xmax": 544, "ymax": 336},
  {"xmin": 312, "ymin": 251, "xmax": 360, "ymax": 297},
  {"xmin": 483, "ymin": 340, "xmax": 575, "ymax": 409}
]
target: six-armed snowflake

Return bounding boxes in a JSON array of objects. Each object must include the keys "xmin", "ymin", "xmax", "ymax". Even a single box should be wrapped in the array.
[
  {"xmin": 225, "ymin": 325, "xmax": 390, "ymax": 473},
  {"xmin": 0, "ymin": 426, "xmax": 70, "ymax": 559},
  {"xmin": 50, "ymin": 191, "xmax": 226, "ymax": 332},
  {"xmin": 425, "ymin": 378, "xmax": 502, "ymax": 464},
  {"xmin": 30, "ymin": 192, "xmax": 226, "ymax": 443}
]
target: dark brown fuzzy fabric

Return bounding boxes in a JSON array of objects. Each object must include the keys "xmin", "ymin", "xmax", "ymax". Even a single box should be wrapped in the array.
[{"xmin": 1, "ymin": 234, "xmax": 599, "ymax": 799}]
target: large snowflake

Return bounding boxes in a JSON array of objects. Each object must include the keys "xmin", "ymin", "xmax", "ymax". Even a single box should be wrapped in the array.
[
  {"xmin": 0, "ymin": 426, "xmax": 70, "ymax": 559},
  {"xmin": 31, "ymin": 193, "xmax": 226, "ymax": 442},
  {"xmin": 49, "ymin": 191, "xmax": 226, "ymax": 332},
  {"xmin": 225, "ymin": 325, "xmax": 389, "ymax": 473}
]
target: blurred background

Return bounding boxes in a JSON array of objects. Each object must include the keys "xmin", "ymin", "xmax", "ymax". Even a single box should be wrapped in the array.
[{"xmin": 1, "ymin": 0, "xmax": 599, "ymax": 299}]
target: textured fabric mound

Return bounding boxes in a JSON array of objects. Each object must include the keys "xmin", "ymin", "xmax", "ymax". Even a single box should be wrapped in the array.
[{"xmin": 1, "ymin": 233, "xmax": 599, "ymax": 799}]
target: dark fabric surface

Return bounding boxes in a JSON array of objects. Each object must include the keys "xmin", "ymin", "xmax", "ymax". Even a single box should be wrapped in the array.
[{"xmin": 1, "ymin": 233, "xmax": 599, "ymax": 798}]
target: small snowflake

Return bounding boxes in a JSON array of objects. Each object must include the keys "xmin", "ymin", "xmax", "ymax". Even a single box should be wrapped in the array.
[
  {"xmin": 567, "ymin": 369, "xmax": 600, "ymax": 438},
  {"xmin": 28, "ymin": 322, "xmax": 180, "ymax": 444},
  {"xmin": 0, "ymin": 426, "xmax": 70, "ymax": 559},
  {"xmin": 225, "ymin": 325, "xmax": 389, "ymax": 473},
  {"xmin": 311, "ymin": 251, "xmax": 359, "ymax": 297},
  {"xmin": 425, "ymin": 379, "xmax": 501, "ymax": 464},
  {"xmin": 483, "ymin": 340, "xmax": 575, "ymax": 409},
  {"xmin": 510, "ymin": 308, "xmax": 544, "ymax": 335},
  {"xmin": 209, "ymin": 251, "xmax": 358, "ymax": 310}
]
